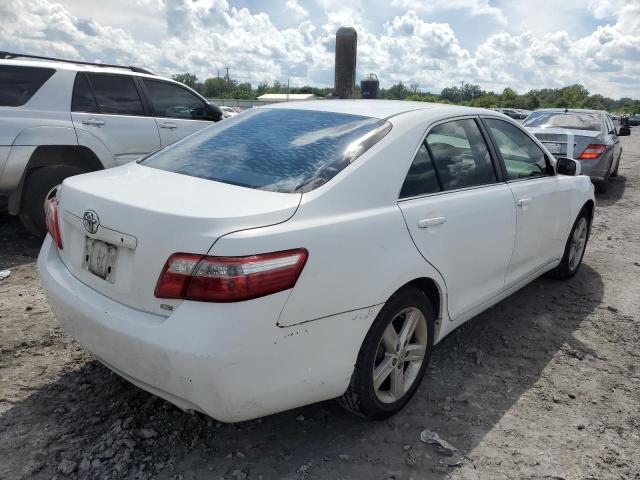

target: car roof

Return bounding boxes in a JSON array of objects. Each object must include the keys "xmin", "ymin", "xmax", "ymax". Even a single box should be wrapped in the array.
[
  {"xmin": 262, "ymin": 100, "xmax": 491, "ymax": 120},
  {"xmin": 0, "ymin": 58, "xmax": 158, "ymax": 80}
]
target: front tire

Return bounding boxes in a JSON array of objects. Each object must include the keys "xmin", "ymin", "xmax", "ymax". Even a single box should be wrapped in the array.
[
  {"xmin": 19, "ymin": 165, "xmax": 86, "ymax": 237},
  {"xmin": 338, "ymin": 287, "xmax": 435, "ymax": 420},
  {"xmin": 547, "ymin": 209, "xmax": 590, "ymax": 279}
]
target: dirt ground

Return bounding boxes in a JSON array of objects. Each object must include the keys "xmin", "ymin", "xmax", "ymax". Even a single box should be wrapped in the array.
[{"xmin": 1, "ymin": 131, "xmax": 639, "ymax": 480}]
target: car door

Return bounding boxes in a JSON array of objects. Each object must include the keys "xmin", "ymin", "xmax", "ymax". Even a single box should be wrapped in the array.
[
  {"xmin": 398, "ymin": 117, "xmax": 516, "ymax": 321},
  {"xmin": 140, "ymin": 79, "xmax": 216, "ymax": 147},
  {"xmin": 70, "ymin": 73, "xmax": 161, "ymax": 165},
  {"xmin": 483, "ymin": 117, "xmax": 573, "ymax": 287}
]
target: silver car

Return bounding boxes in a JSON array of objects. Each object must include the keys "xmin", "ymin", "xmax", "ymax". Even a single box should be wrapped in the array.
[{"xmin": 523, "ymin": 109, "xmax": 630, "ymax": 192}]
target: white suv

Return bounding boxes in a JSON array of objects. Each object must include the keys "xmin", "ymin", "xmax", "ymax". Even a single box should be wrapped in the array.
[{"xmin": 0, "ymin": 53, "xmax": 222, "ymax": 236}]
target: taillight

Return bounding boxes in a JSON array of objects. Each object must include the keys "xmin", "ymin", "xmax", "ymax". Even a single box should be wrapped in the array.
[
  {"xmin": 578, "ymin": 144, "xmax": 606, "ymax": 160},
  {"xmin": 155, "ymin": 249, "xmax": 308, "ymax": 302},
  {"xmin": 44, "ymin": 192, "xmax": 63, "ymax": 249}
]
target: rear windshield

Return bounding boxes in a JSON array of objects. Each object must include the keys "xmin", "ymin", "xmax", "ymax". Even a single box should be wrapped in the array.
[
  {"xmin": 0, "ymin": 66, "xmax": 55, "ymax": 107},
  {"xmin": 141, "ymin": 108, "xmax": 391, "ymax": 193},
  {"xmin": 523, "ymin": 112, "xmax": 602, "ymax": 131}
]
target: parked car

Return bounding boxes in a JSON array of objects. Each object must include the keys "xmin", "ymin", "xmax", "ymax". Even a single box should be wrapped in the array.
[
  {"xmin": 523, "ymin": 108, "xmax": 629, "ymax": 193},
  {"xmin": 628, "ymin": 114, "xmax": 640, "ymax": 127},
  {"xmin": 494, "ymin": 108, "xmax": 527, "ymax": 120},
  {"xmin": 38, "ymin": 101, "xmax": 594, "ymax": 422},
  {"xmin": 219, "ymin": 105, "xmax": 241, "ymax": 118},
  {"xmin": 0, "ymin": 52, "xmax": 222, "ymax": 236}
]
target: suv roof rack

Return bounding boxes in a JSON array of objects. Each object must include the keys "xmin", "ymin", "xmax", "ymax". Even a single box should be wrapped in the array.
[{"xmin": 0, "ymin": 52, "xmax": 155, "ymax": 75}]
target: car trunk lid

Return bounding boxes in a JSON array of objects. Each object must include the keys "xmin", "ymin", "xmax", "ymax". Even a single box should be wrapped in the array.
[
  {"xmin": 528, "ymin": 127, "xmax": 603, "ymax": 158},
  {"xmin": 56, "ymin": 163, "xmax": 301, "ymax": 315}
]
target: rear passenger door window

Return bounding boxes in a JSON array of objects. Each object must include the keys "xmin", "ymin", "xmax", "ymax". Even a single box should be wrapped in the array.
[
  {"xmin": 484, "ymin": 119, "xmax": 551, "ymax": 180},
  {"xmin": 425, "ymin": 119, "xmax": 497, "ymax": 190},
  {"xmin": 71, "ymin": 73, "xmax": 99, "ymax": 113},
  {"xmin": 85, "ymin": 74, "xmax": 144, "ymax": 116}
]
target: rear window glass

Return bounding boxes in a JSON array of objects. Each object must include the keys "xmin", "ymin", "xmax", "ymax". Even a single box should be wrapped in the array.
[
  {"xmin": 0, "ymin": 66, "xmax": 55, "ymax": 107},
  {"xmin": 141, "ymin": 109, "xmax": 392, "ymax": 193},
  {"xmin": 523, "ymin": 112, "xmax": 602, "ymax": 131}
]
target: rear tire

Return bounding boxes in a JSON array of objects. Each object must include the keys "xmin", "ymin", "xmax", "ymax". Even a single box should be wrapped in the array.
[
  {"xmin": 19, "ymin": 165, "xmax": 86, "ymax": 237},
  {"xmin": 547, "ymin": 209, "xmax": 590, "ymax": 280},
  {"xmin": 610, "ymin": 160, "xmax": 619, "ymax": 177},
  {"xmin": 338, "ymin": 287, "xmax": 435, "ymax": 420},
  {"xmin": 594, "ymin": 181, "xmax": 607, "ymax": 194}
]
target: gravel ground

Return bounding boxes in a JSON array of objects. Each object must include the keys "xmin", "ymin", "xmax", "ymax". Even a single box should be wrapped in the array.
[{"xmin": 1, "ymin": 130, "xmax": 639, "ymax": 480}]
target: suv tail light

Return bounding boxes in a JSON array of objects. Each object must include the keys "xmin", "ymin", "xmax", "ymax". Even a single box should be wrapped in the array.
[
  {"xmin": 578, "ymin": 144, "xmax": 606, "ymax": 160},
  {"xmin": 155, "ymin": 249, "xmax": 308, "ymax": 302},
  {"xmin": 44, "ymin": 191, "xmax": 63, "ymax": 249}
]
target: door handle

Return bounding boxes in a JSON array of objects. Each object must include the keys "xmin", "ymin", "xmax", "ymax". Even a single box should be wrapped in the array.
[
  {"xmin": 160, "ymin": 122, "xmax": 177, "ymax": 129},
  {"xmin": 417, "ymin": 216, "xmax": 447, "ymax": 228},
  {"xmin": 81, "ymin": 118, "xmax": 105, "ymax": 127},
  {"xmin": 517, "ymin": 198, "xmax": 531, "ymax": 207}
]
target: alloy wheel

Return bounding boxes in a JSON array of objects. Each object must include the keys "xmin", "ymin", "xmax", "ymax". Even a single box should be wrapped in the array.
[
  {"xmin": 568, "ymin": 217, "xmax": 588, "ymax": 271},
  {"xmin": 372, "ymin": 307, "xmax": 428, "ymax": 403}
]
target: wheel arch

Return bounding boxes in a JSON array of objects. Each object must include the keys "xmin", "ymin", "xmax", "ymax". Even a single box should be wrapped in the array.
[
  {"xmin": 25, "ymin": 145, "xmax": 104, "ymax": 172},
  {"xmin": 9, "ymin": 145, "xmax": 104, "ymax": 214},
  {"xmin": 581, "ymin": 199, "xmax": 595, "ymax": 228},
  {"xmin": 394, "ymin": 277, "xmax": 444, "ymax": 342}
]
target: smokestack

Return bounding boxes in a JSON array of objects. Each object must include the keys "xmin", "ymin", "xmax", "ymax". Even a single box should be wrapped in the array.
[{"xmin": 334, "ymin": 26, "xmax": 357, "ymax": 99}]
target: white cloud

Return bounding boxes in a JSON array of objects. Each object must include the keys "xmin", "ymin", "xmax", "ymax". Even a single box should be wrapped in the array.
[
  {"xmin": 391, "ymin": 0, "xmax": 506, "ymax": 24},
  {"xmin": 0, "ymin": 0, "xmax": 638, "ymax": 98},
  {"xmin": 285, "ymin": 0, "xmax": 309, "ymax": 19}
]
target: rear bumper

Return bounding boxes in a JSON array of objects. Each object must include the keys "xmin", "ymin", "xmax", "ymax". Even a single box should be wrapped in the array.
[
  {"xmin": 38, "ymin": 237, "xmax": 378, "ymax": 422},
  {"xmin": 577, "ymin": 156, "xmax": 612, "ymax": 182}
]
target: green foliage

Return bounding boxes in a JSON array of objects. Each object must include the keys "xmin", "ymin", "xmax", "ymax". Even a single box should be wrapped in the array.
[
  {"xmin": 440, "ymin": 83, "xmax": 485, "ymax": 103},
  {"xmin": 171, "ymin": 73, "xmax": 199, "ymax": 90},
  {"xmin": 169, "ymin": 73, "xmax": 639, "ymax": 112}
]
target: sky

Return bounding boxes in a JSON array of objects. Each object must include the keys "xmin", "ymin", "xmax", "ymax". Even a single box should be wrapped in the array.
[{"xmin": 1, "ymin": 0, "xmax": 639, "ymax": 98}]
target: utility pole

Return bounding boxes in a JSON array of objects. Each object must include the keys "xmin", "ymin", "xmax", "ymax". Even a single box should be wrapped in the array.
[
  {"xmin": 225, "ymin": 67, "xmax": 230, "ymax": 88},
  {"xmin": 287, "ymin": 77, "xmax": 290, "ymax": 102}
]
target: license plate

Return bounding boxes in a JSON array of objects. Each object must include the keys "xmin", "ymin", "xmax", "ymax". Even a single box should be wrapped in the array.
[
  {"xmin": 544, "ymin": 142, "xmax": 563, "ymax": 154},
  {"xmin": 82, "ymin": 237, "xmax": 118, "ymax": 282}
]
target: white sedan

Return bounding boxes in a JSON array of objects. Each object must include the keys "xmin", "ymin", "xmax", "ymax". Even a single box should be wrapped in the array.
[{"xmin": 38, "ymin": 100, "xmax": 594, "ymax": 422}]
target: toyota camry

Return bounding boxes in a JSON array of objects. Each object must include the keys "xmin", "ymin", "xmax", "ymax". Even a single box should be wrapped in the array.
[{"xmin": 38, "ymin": 100, "xmax": 595, "ymax": 422}]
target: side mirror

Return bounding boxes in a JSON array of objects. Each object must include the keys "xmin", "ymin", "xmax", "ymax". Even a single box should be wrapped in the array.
[
  {"xmin": 618, "ymin": 126, "xmax": 631, "ymax": 136},
  {"xmin": 206, "ymin": 102, "xmax": 223, "ymax": 122},
  {"xmin": 556, "ymin": 157, "xmax": 581, "ymax": 176}
]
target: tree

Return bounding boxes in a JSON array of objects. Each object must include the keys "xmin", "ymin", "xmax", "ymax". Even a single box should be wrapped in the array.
[
  {"xmin": 440, "ymin": 86, "xmax": 462, "ymax": 103},
  {"xmin": 383, "ymin": 81, "xmax": 411, "ymax": 100},
  {"xmin": 202, "ymin": 77, "xmax": 229, "ymax": 98},
  {"xmin": 461, "ymin": 83, "xmax": 484, "ymax": 101},
  {"xmin": 499, "ymin": 87, "xmax": 518, "ymax": 107},
  {"xmin": 172, "ymin": 73, "xmax": 199, "ymax": 90},
  {"xmin": 257, "ymin": 81, "xmax": 269, "ymax": 95}
]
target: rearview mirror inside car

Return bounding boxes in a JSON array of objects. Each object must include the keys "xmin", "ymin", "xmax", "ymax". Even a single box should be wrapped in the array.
[
  {"xmin": 556, "ymin": 157, "xmax": 581, "ymax": 176},
  {"xmin": 618, "ymin": 126, "xmax": 631, "ymax": 136}
]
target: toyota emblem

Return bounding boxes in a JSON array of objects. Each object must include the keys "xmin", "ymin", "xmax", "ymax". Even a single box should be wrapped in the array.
[{"xmin": 83, "ymin": 210, "xmax": 100, "ymax": 234}]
